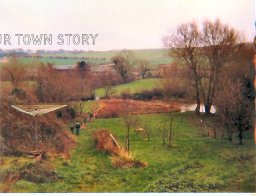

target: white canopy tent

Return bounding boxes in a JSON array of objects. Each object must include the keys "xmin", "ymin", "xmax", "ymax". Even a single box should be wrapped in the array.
[{"xmin": 11, "ymin": 104, "xmax": 67, "ymax": 152}]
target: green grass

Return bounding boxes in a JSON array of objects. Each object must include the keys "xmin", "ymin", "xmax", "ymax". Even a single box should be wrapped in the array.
[
  {"xmin": 0, "ymin": 156, "xmax": 34, "ymax": 192},
  {"xmin": 12, "ymin": 49, "xmax": 173, "ymax": 68},
  {"xmin": 19, "ymin": 57, "xmax": 107, "ymax": 66},
  {"xmin": 95, "ymin": 78, "xmax": 161, "ymax": 98},
  {"xmin": 10, "ymin": 113, "xmax": 256, "ymax": 192},
  {"xmin": 41, "ymin": 48, "xmax": 168, "ymax": 59}
]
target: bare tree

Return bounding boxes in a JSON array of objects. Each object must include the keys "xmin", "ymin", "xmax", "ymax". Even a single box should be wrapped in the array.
[
  {"xmin": 101, "ymin": 71, "xmax": 119, "ymax": 99},
  {"xmin": 164, "ymin": 19, "xmax": 241, "ymax": 116},
  {"xmin": 162, "ymin": 114, "xmax": 174, "ymax": 146},
  {"xmin": 76, "ymin": 60, "xmax": 90, "ymax": 78},
  {"xmin": 162, "ymin": 115, "xmax": 168, "ymax": 145},
  {"xmin": 215, "ymin": 58, "xmax": 254, "ymax": 144},
  {"xmin": 215, "ymin": 72, "xmax": 241, "ymax": 142},
  {"xmin": 163, "ymin": 22, "xmax": 202, "ymax": 114},
  {"xmin": 121, "ymin": 111, "xmax": 137, "ymax": 152},
  {"xmin": 168, "ymin": 116, "xmax": 174, "ymax": 147},
  {"xmin": 111, "ymin": 50, "xmax": 137, "ymax": 83},
  {"xmin": 200, "ymin": 19, "xmax": 240, "ymax": 115},
  {"xmin": 160, "ymin": 63, "xmax": 191, "ymax": 99},
  {"xmin": 1, "ymin": 57, "xmax": 27, "ymax": 88},
  {"xmin": 140, "ymin": 118, "xmax": 151, "ymax": 141},
  {"xmin": 138, "ymin": 59, "xmax": 150, "ymax": 79}
]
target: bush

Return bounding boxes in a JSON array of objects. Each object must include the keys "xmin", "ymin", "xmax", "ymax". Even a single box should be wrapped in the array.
[
  {"xmin": 19, "ymin": 162, "xmax": 60, "ymax": 183},
  {"xmin": 93, "ymin": 129, "xmax": 120, "ymax": 155},
  {"xmin": 120, "ymin": 90, "xmax": 132, "ymax": 99},
  {"xmin": 66, "ymin": 107, "xmax": 76, "ymax": 119},
  {"xmin": 120, "ymin": 88, "xmax": 164, "ymax": 100},
  {"xmin": 111, "ymin": 152, "xmax": 148, "ymax": 169},
  {"xmin": 11, "ymin": 88, "xmax": 27, "ymax": 99},
  {"xmin": 132, "ymin": 88, "xmax": 164, "ymax": 100},
  {"xmin": 55, "ymin": 110, "xmax": 62, "ymax": 118}
]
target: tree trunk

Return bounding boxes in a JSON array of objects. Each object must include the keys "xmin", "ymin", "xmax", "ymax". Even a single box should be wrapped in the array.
[
  {"xmin": 238, "ymin": 126, "xmax": 243, "ymax": 145},
  {"xmin": 126, "ymin": 127, "xmax": 130, "ymax": 152},
  {"xmin": 204, "ymin": 104, "xmax": 211, "ymax": 115},
  {"xmin": 168, "ymin": 120, "xmax": 173, "ymax": 147},
  {"xmin": 226, "ymin": 123, "xmax": 232, "ymax": 142},
  {"xmin": 195, "ymin": 78, "xmax": 201, "ymax": 115}
]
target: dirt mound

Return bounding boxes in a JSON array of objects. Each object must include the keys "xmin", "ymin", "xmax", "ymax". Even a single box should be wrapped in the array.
[{"xmin": 94, "ymin": 99, "xmax": 181, "ymax": 118}]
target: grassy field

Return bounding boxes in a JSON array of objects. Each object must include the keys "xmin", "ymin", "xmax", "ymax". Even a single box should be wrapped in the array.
[
  {"xmin": 41, "ymin": 48, "xmax": 168, "ymax": 59},
  {"xmin": 6, "ymin": 112, "xmax": 255, "ymax": 192},
  {"xmin": 10, "ymin": 49, "xmax": 173, "ymax": 68},
  {"xmin": 95, "ymin": 78, "xmax": 162, "ymax": 98}
]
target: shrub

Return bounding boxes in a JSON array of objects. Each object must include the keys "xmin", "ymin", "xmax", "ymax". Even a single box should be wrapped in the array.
[
  {"xmin": 121, "ymin": 90, "xmax": 132, "ymax": 99},
  {"xmin": 93, "ymin": 129, "xmax": 148, "ymax": 169},
  {"xmin": 132, "ymin": 88, "xmax": 164, "ymax": 100},
  {"xmin": 66, "ymin": 107, "xmax": 76, "ymax": 119},
  {"xmin": 120, "ymin": 88, "xmax": 164, "ymax": 100},
  {"xmin": 19, "ymin": 162, "xmax": 60, "ymax": 183},
  {"xmin": 111, "ymin": 151, "xmax": 148, "ymax": 169},
  {"xmin": 93, "ymin": 129, "xmax": 121, "ymax": 155},
  {"xmin": 55, "ymin": 110, "xmax": 62, "ymax": 118}
]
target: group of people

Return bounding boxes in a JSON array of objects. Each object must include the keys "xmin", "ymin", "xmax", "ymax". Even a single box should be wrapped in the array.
[
  {"xmin": 70, "ymin": 121, "xmax": 81, "ymax": 135},
  {"xmin": 69, "ymin": 112, "xmax": 95, "ymax": 136}
]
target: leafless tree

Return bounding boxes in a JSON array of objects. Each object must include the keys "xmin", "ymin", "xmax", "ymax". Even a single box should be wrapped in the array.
[
  {"xmin": 168, "ymin": 116, "xmax": 174, "ymax": 147},
  {"xmin": 111, "ymin": 50, "xmax": 137, "ymax": 83},
  {"xmin": 1, "ymin": 57, "xmax": 27, "ymax": 88},
  {"xmin": 215, "ymin": 58, "xmax": 254, "ymax": 144},
  {"xmin": 200, "ymin": 19, "xmax": 240, "ymax": 115},
  {"xmin": 163, "ymin": 22, "xmax": 202, "ymax": 114},
  {"xmin": 164, "ymin": 19, "xmax": 241, "ymax": 116},
  {"xmin": 101, "ymin": 71, "xmax": 119, "ymax": 99},
  {"xmin": 160, "ymin": 63, "xmax": 191, "ymax": 99},
  {"xmin": 138, "ymin": 59, "xmax": 150, "ymax": 79},
  {"xmin": 121, "ymin": 111, "xmax": 138, "ymax": 152}
]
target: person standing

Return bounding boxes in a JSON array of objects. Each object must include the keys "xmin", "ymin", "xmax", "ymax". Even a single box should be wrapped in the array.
[{"xmin": 75, "ymin": 121, "xmax": 81, "ymax": 135}]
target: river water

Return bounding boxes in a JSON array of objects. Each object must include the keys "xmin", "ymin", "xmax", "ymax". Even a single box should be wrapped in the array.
[{"xmin": 180, "ymin": 104, "xmax": 216, "ymax": 114}]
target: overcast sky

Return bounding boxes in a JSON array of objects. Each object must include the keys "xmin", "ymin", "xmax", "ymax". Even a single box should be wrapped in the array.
[{"xmin": 0, "ymin": 0, "xmax": 255, "ymax": 51}]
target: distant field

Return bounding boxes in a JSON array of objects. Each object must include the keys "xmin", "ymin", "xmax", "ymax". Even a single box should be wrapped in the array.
[
  {"xmin": 41, "ymin": 48, "xmax": 169, "ymax": 59},
  {"xmin": 19, "ymin": 57, "xmax": 107, "ymax": 65},
  {"xmin": 95, "ymin": 78, "xmax": 162, "ymax": 98},
  {"xmin": 11, "ymin": 49, "xmax": 173, "ymax": 68}
]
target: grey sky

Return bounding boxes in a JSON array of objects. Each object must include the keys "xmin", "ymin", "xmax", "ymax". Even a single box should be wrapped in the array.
[{"xmin": 0, "ymin": 0, "xmax": 255, "ymax": 51}]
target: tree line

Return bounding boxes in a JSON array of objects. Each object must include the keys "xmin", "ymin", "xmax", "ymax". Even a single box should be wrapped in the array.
[{"xmin": 163, "ymin": 19, "xmax": 255, "ymax": 143}]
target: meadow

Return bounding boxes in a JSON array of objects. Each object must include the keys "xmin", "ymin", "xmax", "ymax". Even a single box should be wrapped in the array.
[
  {"xmin": 2, "ymin": 112, "xmax": 255, "ymax": 192},
  {"xmin": 95, "ymin": 78, "xmax": 161, "ymax": 98},
  {"xmin": 12, "ymin": 49, "xmax": 173, "ymax": 69},
  {"xmin": 0, "ymin": 46, "xmax": 255, "ymax": 193}
]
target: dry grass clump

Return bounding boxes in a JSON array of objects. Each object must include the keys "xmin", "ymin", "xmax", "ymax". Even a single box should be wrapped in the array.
[
  {"xmin": 111, "ymin": 151, "xmax": 148, "ymax": 169},
  {"xmin": 93, "ymin": 129, "xmax": 121, "ymax": 155},
  {"xmin": 93, "ymin": 129, "xmax": 148, "ymax": 169}
]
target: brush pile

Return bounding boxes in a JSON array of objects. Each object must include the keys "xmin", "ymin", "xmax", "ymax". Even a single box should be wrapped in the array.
[{"xmin": 93, "ymin": 129, "xmax": 148, "ymax": 169}]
